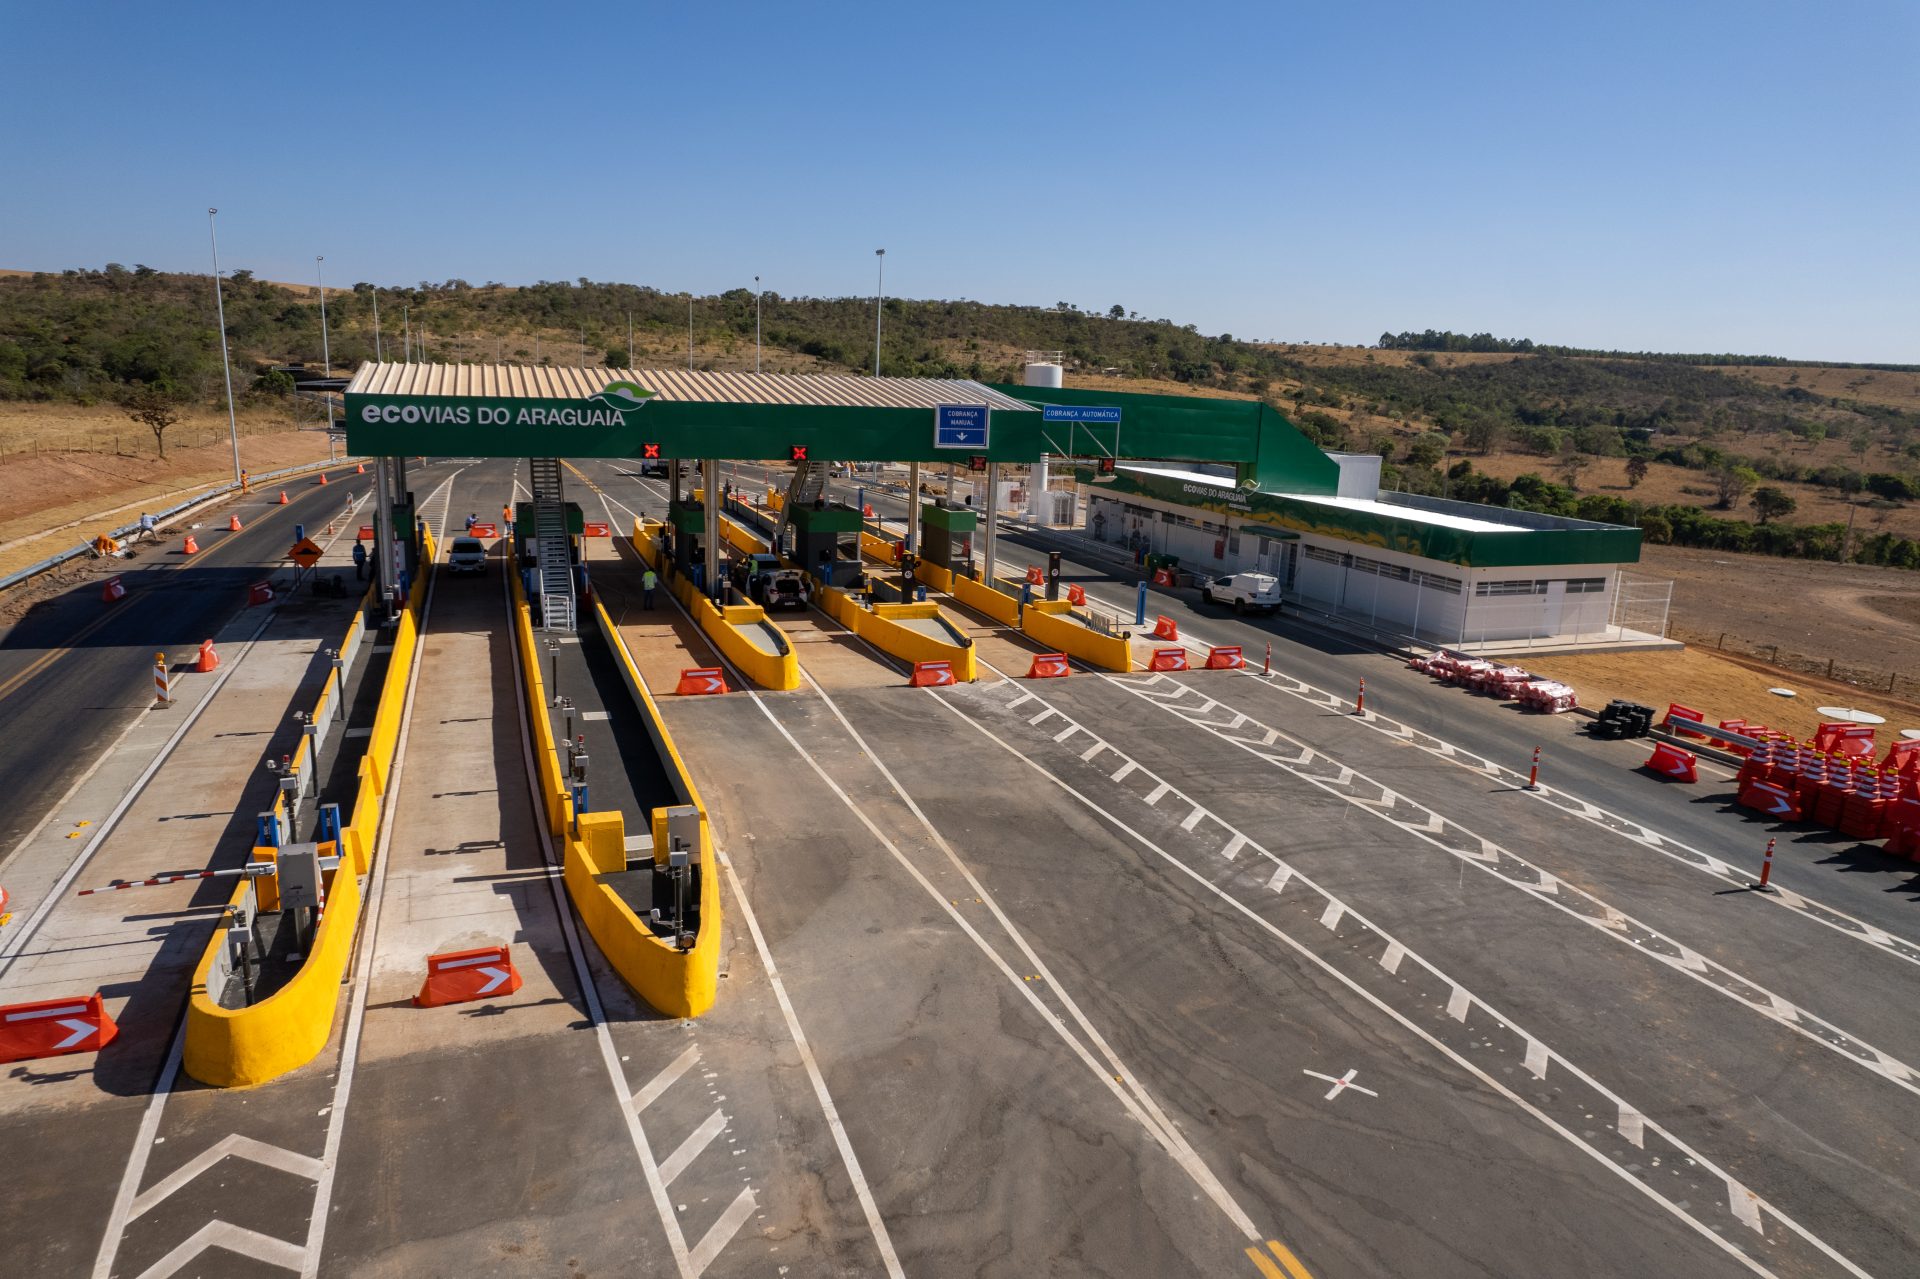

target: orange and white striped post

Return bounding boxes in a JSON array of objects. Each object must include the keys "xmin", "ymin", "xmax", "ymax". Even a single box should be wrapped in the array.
[
  {"xmin": 153, "ymin": 652, "xmax": 171, "ymax": 706},
  {"xmin": 1526, "ymin": 746, "xmax": 1541, "ymax": 791},
  {"xmin": 1756, "ymin": 837, "xmax": 1776, "ymax": 891},
  {"xmin": 1352, "ymin": 678, "xmax": 1365, "ymax": 715},
  {"xmin": 1263, "ymin": 641, "xmax": 1272, "ymax": 676}
]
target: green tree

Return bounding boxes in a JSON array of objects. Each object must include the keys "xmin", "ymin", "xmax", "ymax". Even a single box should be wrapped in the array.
[
  {"xmin": 1714, "ymin": 464, "xmax": 1759, "ymax": 509},
  {"xmin": 1625, "ymin": 456, "xmax": 1650, "ymax": 488},
  {"xmin": 124, "ymin": 387, "xmax": 181, "ymax": 459},
  {"xmin": 1638, "ymin": 513, "xmax": 1673, "ymax": 544},
  {"xmin": 604, "ymin": 345, "xmax": 627, "ymax": 367},
  {"xmin": 1108, "ymin": 304, "xmax": 1125, "ymax": 320},
  {"xmin": 1750, "ymin": 486, "xmax": 1796, "ymax": 524},
  {"xmin": 1460, "ymin": 416, "xmax": 1501, "ymax": 454},
  {"xmin": 1404, "ymin": 431, "xmax": 1448, "ymax": 469}
]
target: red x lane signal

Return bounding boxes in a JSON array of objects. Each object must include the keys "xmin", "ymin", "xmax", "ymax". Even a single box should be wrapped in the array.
[
  {"xmin": 642, "ymin": 442, "xmax": 661, "ymax": 459},
  {"xmin": 791, "ymin": 445, "xmax": 808, "ymax": 462}
]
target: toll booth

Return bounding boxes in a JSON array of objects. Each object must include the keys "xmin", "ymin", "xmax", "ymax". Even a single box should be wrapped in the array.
[
  {"xmin": 919, "ymin": 501, "xmax": 976, "ymax": 576},
  {"xmin": 788, "ymin": 502, "xmax": 864, "ymax": 590},
  {"xmin": 665, "ymin": 500, "xmax": 711, "ymax": 591},
  {"xmin": 390, "ymin": 498, "xmax": 418, "ymax": 578}
]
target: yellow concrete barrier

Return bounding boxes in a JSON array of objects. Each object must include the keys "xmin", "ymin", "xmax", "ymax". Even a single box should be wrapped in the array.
[
  {"xmin": 631, "ymin": 517, "xmax": 798, "ymax": 691},
  {"xmin": 864, "ymin": 602, "xmax": 976, "ymax": 681},
  {"xmin": 572, "ymin": 600, "xmax": 721, "ymax": 1017},
  {"xmin": 860, "ymin": 530, "xmax": 899, "ymax": 564},
  {"xmin": 1021, "ymin": 600, "xmax": 1134, "ymax": 672},
  {"xmin": 952, "ymin": 573, "xmax": 1021, "ymax": 626},
  {"xmin": 916, "ymin": 559, "xmax": 955, "ymax": 594},
  {"xmin": 183, "ymin": 552, "xmax": 430, "ymax": 1086},
  {"xmin": 184, "ymin": 846, "xmax": 361, "ymax": 1088}
]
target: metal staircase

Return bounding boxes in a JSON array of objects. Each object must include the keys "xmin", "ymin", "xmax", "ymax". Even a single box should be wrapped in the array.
[
  {"xmin": 774, "ymin": 460, "xmax": 826, "ymax": 558},
  {"xmin": 528, "ymin": 457, "xmax": 576, "ymax": 632}
]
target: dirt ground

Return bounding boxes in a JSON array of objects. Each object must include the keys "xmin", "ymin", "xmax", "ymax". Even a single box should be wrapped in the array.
[
  {"xmin": 0, "ymin": 408, "xmax": 336, "ymax": 577},
  {"xmin": 1522, "ymin": 645, "xmax": 1920, "ymax": 744}
]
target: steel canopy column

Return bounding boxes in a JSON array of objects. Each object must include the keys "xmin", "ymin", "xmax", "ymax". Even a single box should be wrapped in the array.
[
  {"xmin": 702, "ymin": 458, "xmax": 721, "ymax": 599},
  {"xmin": 983, "ymin": 461, "xmax": 999, "ymax": 583},
  {"xmin": 907, "ymin": 460, "xmax": 920, "ymax": 554},
  {"xmin": 373, "ymin": 456, "xmax": 395, "ymax": 617}
]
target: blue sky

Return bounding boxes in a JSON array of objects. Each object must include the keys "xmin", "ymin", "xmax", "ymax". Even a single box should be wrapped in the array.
[{"xmin": 3, "ymin": 1, "xmax": 1913, "ymax": 362}]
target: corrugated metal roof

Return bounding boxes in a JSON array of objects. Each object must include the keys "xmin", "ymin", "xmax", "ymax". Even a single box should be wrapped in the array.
[{"xmin": 344, "ymin": 362, "xmax": 1035, "ymax": 411}]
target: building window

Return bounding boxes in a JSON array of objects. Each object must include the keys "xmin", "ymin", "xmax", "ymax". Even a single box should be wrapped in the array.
[
  {"xmin": 1303, "ymin": 545, "xmax": 1348, "ymax": 566},
  {"xmin": 1566, "ymin": 577, "xmax": 1606, "ymax": 594},
  {"xmin": 1413, "ymin": 570, "xmax": 1462, "ymax": 594},
  {"xmin": 1475, "ymin": 580, "xmax": 1545, "ymax": 597},
  {"xmin": 1228, "ymin": 530, "xmax": 1241, "ymax": 554}
]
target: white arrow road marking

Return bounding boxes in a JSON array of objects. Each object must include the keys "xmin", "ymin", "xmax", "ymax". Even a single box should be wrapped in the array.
[
  {"xmin": 475, "ymin": 966, "xmax": 509, "ymax": 994},
  {"xmin": 131, "ymin": 1135, "xmax": 323, "ymax": 1220},
  {"xmin": 53, "ymin": 1018, "xmax": 98, "ymax": 1050},
  {"xmin": 131, "ymin": 1220, "xmax": 306, "ymax": 1279}
]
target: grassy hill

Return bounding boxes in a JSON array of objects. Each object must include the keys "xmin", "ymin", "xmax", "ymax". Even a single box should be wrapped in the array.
[{"xmin": 6, "ymin": 263, "xmax": 1920, "ymax": 565}]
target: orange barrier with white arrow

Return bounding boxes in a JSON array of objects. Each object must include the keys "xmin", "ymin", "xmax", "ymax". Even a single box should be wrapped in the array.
[
  {"xmin": 0, "ymin": 993, "xmax": 118, "ymax": 1063},
  {"xmin": 414, "ymin": 945, "xmax": 522, "ymax": 1008}
]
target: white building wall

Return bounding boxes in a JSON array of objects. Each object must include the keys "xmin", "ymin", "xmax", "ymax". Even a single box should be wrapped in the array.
[{"xmin": 1083, "ymin": 493, "xmax": 1624, "ymax": 646}]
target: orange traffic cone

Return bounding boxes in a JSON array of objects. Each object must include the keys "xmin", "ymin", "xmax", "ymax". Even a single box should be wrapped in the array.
[
  {"xmin": 228, "ymin": 514, "xmax": 243, "ymax": 531},
  {"xmin": 278, "ymin": 491, "xmax": 289, "ymax": 505},
  {"xmin": 355, "ymin": 462, "xmax": 366, "ymax": 474},
  {"xmin": 182, "ymin": 534, "xmax": 199, "ymax": 555},
  {"xmin": 317, "ymin": 472, "xmax": 329, "ymax": 485},
  {"xmin": 195, "ymin": 639, "xmax": 219, "ymax": 673}
]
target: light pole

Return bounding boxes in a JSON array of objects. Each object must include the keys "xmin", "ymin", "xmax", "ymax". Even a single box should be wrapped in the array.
[
  {"xmin": 754, "ymin": 275, "xmax": 762, "ymax": 374},
  {"xmin": 403, "ymin": 306, "xmax": 410, "ymax": 362},
  {"xmin": 316, "ymin": 256, "xmax": 331, "ymax": 378},
  {"xmin": 207, "ymin": 208, "xmax": 242, "ymax": 485},
  {"xmin": 627, "ymin": 310, "xmax": 634, "ymax": 366},
  {"xmin": 687, "ymin": 294, "xmax": 694, "ymax": 371},
  {"xmin": 873, "ymin": 249, "xmax": 885, "ymax": 376},
  {"xmin": 372, "ymin": 288, "xmax": 383, "ymax": 362}
]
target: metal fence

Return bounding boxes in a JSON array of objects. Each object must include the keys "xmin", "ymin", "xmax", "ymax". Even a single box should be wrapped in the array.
[
  {"xmin": 1671, "ymin": 623, "xmax": 1920, "ymax": 703},
  {"xmin": 1610, "ymin": 571, "xmax": 1674, "ymax": 640}
]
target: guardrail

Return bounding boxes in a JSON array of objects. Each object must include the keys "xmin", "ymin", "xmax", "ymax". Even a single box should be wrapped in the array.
[{"xmin": 0, "ymin": 456, "xmax": 363, "ymax": 594}]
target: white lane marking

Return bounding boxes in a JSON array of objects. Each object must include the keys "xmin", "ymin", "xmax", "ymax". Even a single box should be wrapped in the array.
[
  {"xmin": 87, "ymin": 471, "xmax": 456, "ymax": 1279},
  {"xmin": 658, "ymin": 1109, "xmax": 730, "ymax": 1188},
  {"xmin": 1378, "ymin": 942, "xmax": 1406, "ymax": 975},
  {"xmin": 720, "ymin": 854, "xmax": 900, "ymax": 1277},
  {"xmin": 632, "ymin": 1046, "xmax": 702, "ymax": 1114},
  {"xmin": 1107, "ymin": 589, "xmax": 1920, "ymax": 973},
  {"xmin": 1523, "ymin": 1039, "xmax": 1550, "ymax": 1080},
  {"xmin": 594, "ymin": 470, "xmax": 1270, "ymax": 1246},
  {"xmin": 1180, "ymin": 807, "xmax": 1207, "ymax": 833},
  {"xmin": 1619, "ymin": 1106, "xmax": 1647, "ymax": 1149},
  {"xmin": 1110, "ymin": 761, "xmax": 1137, "ymax": 782},
  {"xmin": 1302, "ymin": 1068, "xmax": 1378, "ymax": 1103},
  {"xmin": 1118, "ymin": 676, "xmax": 1920, "ymax": 1099},
  {"xmin": 687, "ymin": 1189, "xmax": 758, "ymax": 1276},
  {"xmin": 1446, "ymin": 986, "xmax": 1471, "ymax": 1022},
  {"xmin": 1318, "ymin": 901, "xmax": 1345, "ymax": 931},
  {"xmin": 1079, "ymin": 741, "xmax": 1106, "ymax": 762},
  {"xmin": 1730, "ymin": 1182, "xmax": 1765, "ymax": 1233},
  {"xmin": 932, "ymin": 678, "xmax": 1867, "ymax": 1279},
  {"xmin": 131, "ymin": 1220, "xmax": 305, "ymax": 1279},
  {"xmin": 595, "ymin": 477, "xmax": 901, "ymax": 1277},
  {"xmin": 130, "ymin": 1135, "xmax": 322, "ymax": 1220},
  {"xmin": 1220, "ymin": 833, "xmax": 1248, "ymax": 860}
]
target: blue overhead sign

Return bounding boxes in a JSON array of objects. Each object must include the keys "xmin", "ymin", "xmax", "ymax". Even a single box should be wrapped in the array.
[
  {"xmin": 934, "ymin": 403, "xmax": 990, "ymax": 449},
  {"xmin": 1042, "ymin": 405, "xmax": 1123, "ymax": 424}
]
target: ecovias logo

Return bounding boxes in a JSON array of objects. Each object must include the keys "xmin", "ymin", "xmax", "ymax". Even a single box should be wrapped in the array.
[{"xmin": 358, "ymin": 379, "xmax": 660, "ymax": 429}]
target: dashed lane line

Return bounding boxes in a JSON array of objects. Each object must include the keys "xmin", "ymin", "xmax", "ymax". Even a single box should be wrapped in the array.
[
  {"xmin": 588, "ymin": 480, "xmax": 1276, "ymax": 1256},
  {"xmin": 929, "ymin": 672, "xmax": 1870, "ymax": 1279},
  {"xmin": 1113, "ymin": 671, "xmax": 1920, "ymax": 1101},
  {"xmin": 1080, "ymin": 582, "xmax": 1920, "ymax": 974}
]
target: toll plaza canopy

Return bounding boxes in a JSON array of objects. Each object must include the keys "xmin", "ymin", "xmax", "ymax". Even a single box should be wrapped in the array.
[{"xmin": 342, "ymin": 362, "xmax": 1340, "ymax": 493}]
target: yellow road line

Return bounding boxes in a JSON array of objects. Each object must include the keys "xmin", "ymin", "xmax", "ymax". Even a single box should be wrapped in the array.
[
  {"xmin": 1267, "ymin": 1239, "xmax": 1314, "ymax": 1279},
  {"xmin": 1245, "ymin": 1246, "xmax": 1287, "ymax": 1279},
  {"xmin": 0, "ymin": 604, "xmax": 126, "ymax": 702}
]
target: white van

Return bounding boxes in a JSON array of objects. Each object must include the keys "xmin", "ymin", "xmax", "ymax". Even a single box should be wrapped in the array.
[{"xmin": 1201, "ymin": 571, "xmax": 1282, "ymax": 614}]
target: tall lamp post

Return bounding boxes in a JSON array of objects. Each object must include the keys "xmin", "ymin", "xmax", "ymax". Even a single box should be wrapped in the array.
[
  {"xmin": 207, "ymin": 208, "xmax": 242, "ymax": 485},
  {"xmin": 754, "ymin": 275, "xmax": 762, "ymax": 374},
  {"xmin": 873, "ymin": 249, "xmax": 885, "ymax": 376},
  {"xmin": 372, "ymin": 288, "xmax": 383, "ymax": 362},
  {"xmin": 316, "ymin": 255, "xmax": 330, "ymax": 376}
]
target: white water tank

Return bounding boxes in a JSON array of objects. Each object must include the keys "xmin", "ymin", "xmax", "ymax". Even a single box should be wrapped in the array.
[{"xmin": 1023, "ymin": 362, "xmax": 1064, "ymax": 388}]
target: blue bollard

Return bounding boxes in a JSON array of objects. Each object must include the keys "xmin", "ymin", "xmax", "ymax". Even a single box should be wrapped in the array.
[
  {"xmin": 915, "ymin": 584, "xmax": 927, "ymax": 602},
  {"xmin": 1135, "ymin": 581, "xmax": 1148, "ymax": 626},
  {"xmin": 294, "ymin": 523, "xmax": 306, "ymax": 543}
]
